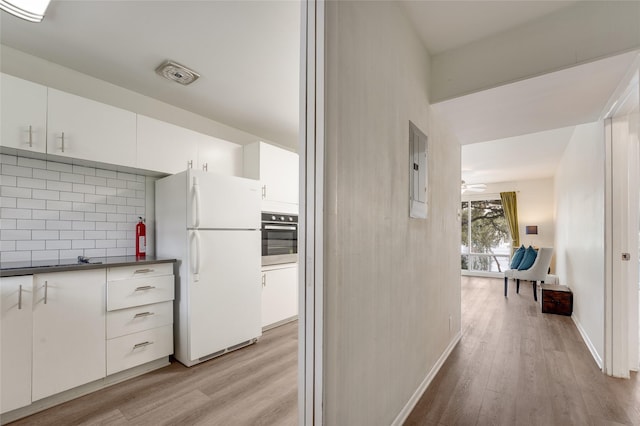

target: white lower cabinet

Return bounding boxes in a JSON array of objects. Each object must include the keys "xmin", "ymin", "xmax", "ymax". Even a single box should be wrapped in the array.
[
  {"xmin": 32, "ymin": 270, "xmax": 106, "ymax": 401},
  {"xmin": 0, "ymin": 276, "xmax": 33, "ymax": 414},
  {"xmin": 106, "ymin": 264, "xmax": 174, "ymax": 375},
  {"xmin": 261, "ymin": 263, "xmax": 298, "ymax": 328}
]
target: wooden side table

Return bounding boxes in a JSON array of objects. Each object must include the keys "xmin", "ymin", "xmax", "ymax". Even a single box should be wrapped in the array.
[{"xmin": 541, "ymin": 284, "xmax": 573, "ymax": 316}]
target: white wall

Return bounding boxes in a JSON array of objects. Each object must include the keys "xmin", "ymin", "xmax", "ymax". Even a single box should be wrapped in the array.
[
  {"xmin": 554, "ymin": 121, "xmax": 605, "ymax": 365},
  {"xmin": 470, "ymin": 177, "xmax": 555, "ymax": 254},
  {"xmin": 324, "ymin": 2, "xmax": 461, "ymax": 424},
  {"xmin": 431, "ymin": 1, "xmax": 640, "ymax": 102},
  {"xmin": 0, "ymin": 45, "xmax": 273, "ymax": 148}
]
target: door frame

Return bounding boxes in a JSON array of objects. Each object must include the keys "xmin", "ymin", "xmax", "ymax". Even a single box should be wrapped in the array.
[{"xmin": 299, "ymin": 1, "xmax": 325, "ymax": 424}]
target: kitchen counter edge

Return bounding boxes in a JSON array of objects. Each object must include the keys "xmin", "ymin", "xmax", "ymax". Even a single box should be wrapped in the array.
[{"xmin": 0, "ymin": 257, "xmax": 177, "ymax": 277}]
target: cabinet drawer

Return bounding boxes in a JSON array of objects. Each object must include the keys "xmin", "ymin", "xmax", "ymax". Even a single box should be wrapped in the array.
[
  {"xmin": 106, "ymin": 301, "xmax": 173, "ymax": 339},
  {"xmin": 107, "ymin": 274, "xmax": 174, "ymax": 311},
  {"xmin": 106, "ymin": 325, "xmax": 173, "ymax": 375},
  {"xmin": 107, "ymin": 263, "xmax": 173, "ymax": 281}
]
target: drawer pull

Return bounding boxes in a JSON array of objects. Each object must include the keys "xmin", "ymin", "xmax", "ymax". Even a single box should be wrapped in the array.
[
  {"xmin": 18, "ymin": 285, "xmax": 23, "ymax": 309},
  {"xmin": 133, "ymin": 311, "xmax": 154, "ymax": 318},
  {"xmin": 44, "ymin": 280, "xmax": 48, "ymax": 304},
  {"xmin": 133, "ymin": 341, "xmax": 153, "ymax": 350},
  {"xmin": 134, "ymin": 268, "xmax": 154, "ymax": 274},
  {"xmin": 134, "ymin": 285, "xmax": 156, "ymax": 291}
]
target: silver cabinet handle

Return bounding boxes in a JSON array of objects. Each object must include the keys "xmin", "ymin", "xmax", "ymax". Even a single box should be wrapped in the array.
[
  {"xmin": 28, "ymin": 125, "xmax": 33, "ymax": 148},
  {"xmin": 202, "ymin": 163, "xmax": 208, "ymax": 172},
  {"xmin": 18, "ymin": 284, "xmax": 23, "ymax": 309},
  {"xmin": 134, "ymin": 285, "xmax": 156, "ymax": 291},
  {"xmin": 44, "ymin": 280, "xmax": 48, "ymax": 304},
  {"xmin": 261, "ymin": 185, "xmax": 266, "ymax": 199},
  {"xmin": 262, "ymin": 274, "xmax": 266, "ymax": 287},
  {"xmin": 134, "ymin": 268, "xmax": 154, "ymax": 274},
  {"xmin": 57, "ymin": 132, "xmax": 65, "ymax": 152},
  {"xmin": 133, "ymin": 311, "xmax": 154, "ymax": 318},
  {"xmin": 188, "ymin": 160, "xmax": 193, "ymax": 169},
  {"xmin": 133, "ymin": 341, "xmax": 153, "ymax": 350}
]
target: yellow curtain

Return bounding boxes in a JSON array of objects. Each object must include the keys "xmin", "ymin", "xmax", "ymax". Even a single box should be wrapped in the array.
[{"xmin": 500, "ymin": 191, "xmax": 519, "ymax": 254}]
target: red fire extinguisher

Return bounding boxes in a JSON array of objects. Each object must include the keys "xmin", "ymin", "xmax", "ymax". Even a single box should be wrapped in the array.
[{"xmin": 136, "ymin": 217, "xmax": 146, "ymax": 257}]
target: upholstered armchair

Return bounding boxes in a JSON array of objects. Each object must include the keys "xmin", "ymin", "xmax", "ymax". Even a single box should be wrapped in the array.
[{"xmin": 504, "ymin": 247, "xmax": 554, "ymax": 302}]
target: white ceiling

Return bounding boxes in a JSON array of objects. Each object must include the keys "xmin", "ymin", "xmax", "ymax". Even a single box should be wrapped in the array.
[
  {"xmin": 1, "ymin": 1, "xmax": 636, "ymax": 184},
  {"xmin": 0, "ymin": 1, "xmax": 301, "ymax": 149}
]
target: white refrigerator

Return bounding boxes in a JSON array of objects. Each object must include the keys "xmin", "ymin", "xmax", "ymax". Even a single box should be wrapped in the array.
[{"xmin": 155, "ymin": 170, "xmax": 261, "ymax": 367}]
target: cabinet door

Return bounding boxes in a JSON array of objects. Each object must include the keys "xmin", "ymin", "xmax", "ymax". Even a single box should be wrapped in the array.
[
  {"xmin": 136, "ymin": 115, "xmax": 198, "ymax": 174},
  {"xmin": 261, "ymin": 264, "xmax": 298, "ymax": 328},
  {"xmin": 197, "ymin": 136, "xmax": 243, "ymax": 177},
  {"xmin": 0, "ymin": 275, "xmax": 33, "ymax": 414},
  {"xmin": 47, "ymin": 88, "xmax": 136, "ymax": 167},
  {"xmin": 0, "ymin": 73, "xmax": 47, "ymax": 153},
  {"xmin": 260, "ymin": 142, "xmax": 299, "ymax": 206},
  {"xmin": 32, "ymin": 270, "xmax": 106, "ymax": 401}
]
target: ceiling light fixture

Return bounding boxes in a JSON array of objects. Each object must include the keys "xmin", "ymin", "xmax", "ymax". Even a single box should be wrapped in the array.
[
  {"xmin": 0, "ymin": 0, "xmax": 51, "ymax": 23},
  {"xmin": 155, "ymin": 60, "xmax": 200, "ymax": 86}
]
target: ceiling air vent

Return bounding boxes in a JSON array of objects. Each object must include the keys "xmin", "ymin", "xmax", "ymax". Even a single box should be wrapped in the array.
[{"xmin": 155, "ymin": 60, "xmax": 200, "ymax": 86}]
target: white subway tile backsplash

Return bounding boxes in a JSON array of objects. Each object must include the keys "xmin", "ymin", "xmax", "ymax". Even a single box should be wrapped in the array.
[
  {"xmin": 16, "ymin": 240, "xmax": 45, "ymax": 251},
  {"xmin": 60, "ymin": 191, "xmax": 84, "ymax": 202},
  {"xmin": 73, "ymin": 165, "xmax": 96, "ymax": 176},
  {"xmin": 60, "ymin": 211, "xmax": 84, "ymax": 221},
  {"xmin": 33, "ymin": 210, "xmax": 60, "ymax": 220},
  {"xmin": 17, "ymin": 157, "xmax": 47, "ymax": 169},
  {"xmin": 47, "ymin": 162, "xmax": 73, "ymax": 173},
  {"xmin": 1, "ymin": 251, "xmax": 31, "ymax": 262},
  {"xmin": 34, "ymin": 189, "xmax": 60, "ymax": 201},
  {"xmin": 46, "ymin": 200, "xmax": 72, "ymax": 211},
  {"xmin": 47, "ymin": 181, "xmax": 73, "ymax": 192},
  {"xmin": 0, "ymin": 219, "xmax": 17, "ymax": 229},
  {"xmin": 33, "ymin": 230, "xmax": 59, "ymax": 240},
  {"xmin": 34, "ymin": 169, "xmax": 61, "ymax": 181},
  {"xmin": 0, "ymin": 154, "xmax": 18, "ymax": 165},
  {"xmin": 46, "ymin": 220, "xmax": 72, "ymax": 230},
  {"xmin": 96, "ymin": 169, "xmax": 117, "ymax": 179},
  {"xmin": 1, "ymin": 154, "xmax": 145, "ymax": 261},
  {"xmin": 2, "ymin": 186, "xmax": 32, "ymax": 198},
  {"xmin": 46, "ymin": 240, "xmax": 71, "ymax": 250},
  {"xmin": 60, "ymin": 172, "xmax": 85, "ymax": 184},
  {"xmin": 1, "ymin": 197, "xmax": 17, "ymax": 208},
  {"xmin": 17, "ymin": 220, "xmax": 45, "ymax": 230},
  {"xmin": 0, "ymin": 175, "xmax": 17, "ymax": 186},
  {"xmin": 60, "ymin": 230, "xmax": 84, "ymax": 240},
  {"xmin": 17, "ymin": 199, "xmax": 46, "ymax": 210},
  {"xmin": 1, "ymin": 164, "xmax": 32, "ymax": 178},
  {"xmin": 1, "ymin": 230, "xmax": 31, "ymax": 240},
  {"xmin": 1, "ymin": 208, "xmax": 31, "ymax": 219},
  {"xmin": 32, "ymin": 250, "xmax": 59, "ymax": 261}
]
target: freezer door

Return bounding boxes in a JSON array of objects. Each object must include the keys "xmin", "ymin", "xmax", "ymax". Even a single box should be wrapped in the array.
[
  {"xmin": 187, "ymin": 170, "xmax": 260, "ymax": 230},
  {"xmin": 188, "ymin": 229, "xmax": 261, "ymax": 360}
]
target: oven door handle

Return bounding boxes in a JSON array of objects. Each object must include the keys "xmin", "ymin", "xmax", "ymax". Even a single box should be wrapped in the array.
[{"xmin": 264, "ymin": 225, "xmax": 297, "ymax": 231}]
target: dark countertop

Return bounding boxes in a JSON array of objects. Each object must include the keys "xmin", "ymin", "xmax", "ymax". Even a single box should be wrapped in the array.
[{"xmin": 0, "ymin": 256, "xmax": 176, "ymax": 277}]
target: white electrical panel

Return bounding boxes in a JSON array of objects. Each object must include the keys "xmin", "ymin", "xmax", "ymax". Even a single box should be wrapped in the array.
[{"xmin": 409, "ymin": 121, "xmax": 428, "ymax": 219}]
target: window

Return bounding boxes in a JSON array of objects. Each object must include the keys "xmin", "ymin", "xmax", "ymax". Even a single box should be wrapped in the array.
[{"xmin": 461, "ymin": 198, "xmax": 511, "ymax": 273}]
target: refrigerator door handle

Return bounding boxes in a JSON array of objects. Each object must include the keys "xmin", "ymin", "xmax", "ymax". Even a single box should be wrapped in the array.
[
  {"xmin": 191, "ymin": 230, "xmax": 201, "ymax": 282},
  {"xmin": 192, "ymin": 176, "xmax": 201, "ymax": 229}
]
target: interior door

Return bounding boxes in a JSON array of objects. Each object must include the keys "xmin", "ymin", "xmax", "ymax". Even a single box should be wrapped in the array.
[{"xmin": 188, "ymin": 229, "xmax": 261, "ymax": 360}]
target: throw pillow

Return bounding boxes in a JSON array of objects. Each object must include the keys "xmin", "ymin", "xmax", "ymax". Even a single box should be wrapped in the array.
[
  {"xmin": 518, "ymin": 246, "xmax": 538, "ymax": 270},
  {"xmin": 509, "ymin": 245, "xmax": 526, "ymax": 269}
]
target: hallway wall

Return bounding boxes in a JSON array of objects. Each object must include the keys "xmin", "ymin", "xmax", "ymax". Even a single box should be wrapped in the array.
[
  {"xmin": 323, "ymin": 1, "xmax": 461, "ymax": 424},
  {"xmin": 554, "ymin": 121, "xmax": 606, "ymax": 366}
]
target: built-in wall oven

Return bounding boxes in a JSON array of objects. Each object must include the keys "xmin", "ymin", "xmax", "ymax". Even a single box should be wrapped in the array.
[{"xmin": 261, "ymin": 212, "xmax": 298, "ymax": 265}]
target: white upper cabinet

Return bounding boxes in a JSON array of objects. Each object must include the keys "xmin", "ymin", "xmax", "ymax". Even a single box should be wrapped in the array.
[
  {"xmin": 0, "ymin": 73, "xmax": 47, "ymax": 153},
  {"xmin": 136, "ymin": 115, "xmax": 198, "ymax": 174},
  {"xmin": 244, "ymin": 141, "xmax": 299, "ymax": 213},
  {"xmin": 197, "ymin": 136, "xmax": 243, "ymax": 177},
  {"xmin": 47, "ymin": 88, "xmax": 137, "ymax": 167},
  {"xmin": 0, "ymin": 275, "xmax": 33, "ymax": 414}
]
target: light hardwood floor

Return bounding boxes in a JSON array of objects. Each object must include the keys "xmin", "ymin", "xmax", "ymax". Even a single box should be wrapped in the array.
[
  {"xmin": 406, "ymin": 276, "xmax": 640, "ymax": 426},
  {"xmin": 7, "ymin": 321, "xmax": 297, "ymax": 426}
]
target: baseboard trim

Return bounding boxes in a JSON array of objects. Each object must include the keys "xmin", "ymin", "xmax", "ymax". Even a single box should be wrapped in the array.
[
  {"xmin": 572, "ymin": 314, "xmax": 604, "ymax": 370},
  {"xmin": 391, "ymin": 331, "xmax": 462, "ymax": 426}
]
